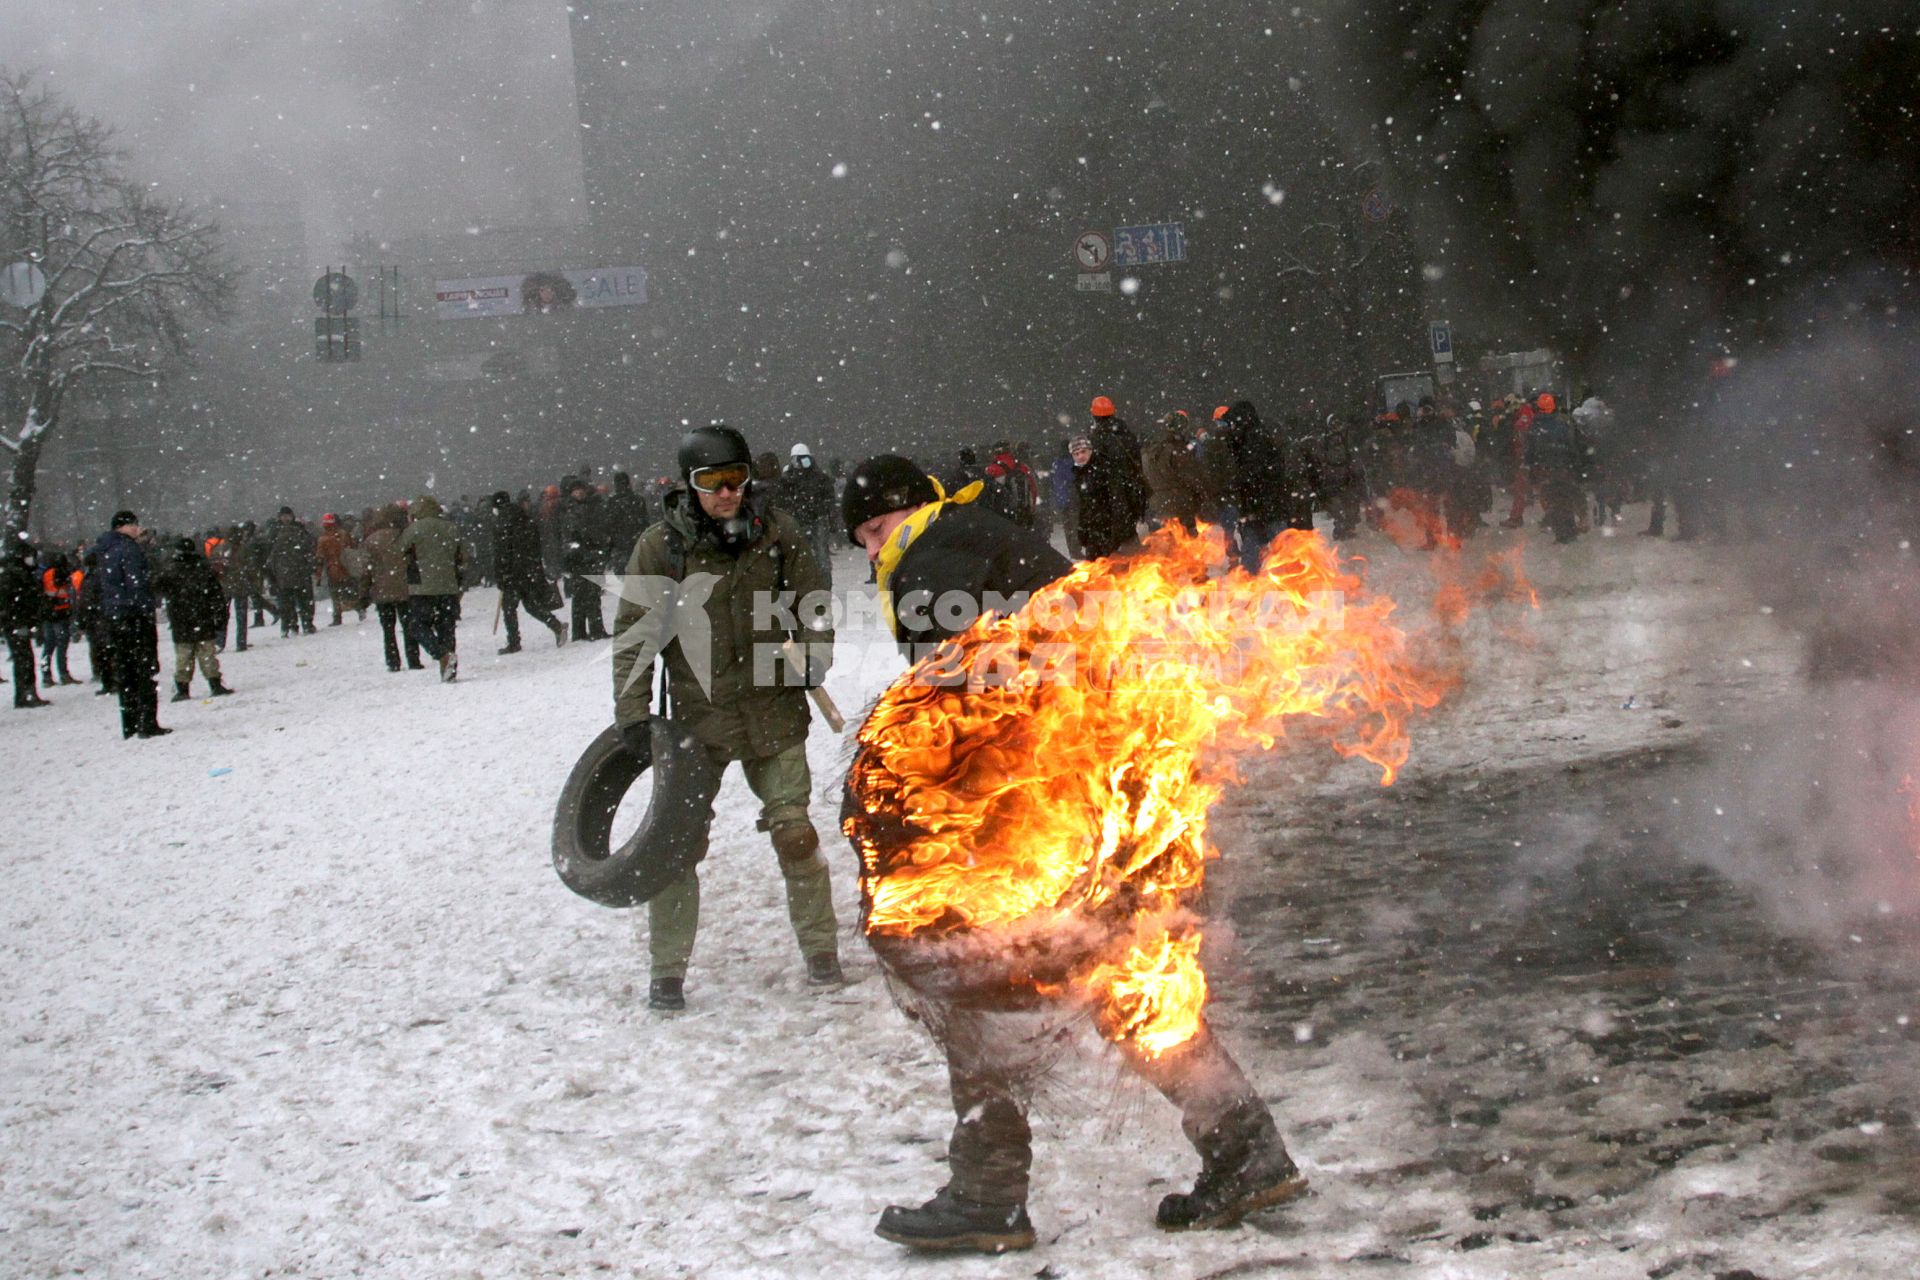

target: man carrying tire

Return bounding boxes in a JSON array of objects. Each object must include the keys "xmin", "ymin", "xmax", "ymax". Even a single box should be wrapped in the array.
[{"xmin": 610, "ymin": 424, "xmax": 841, "ymax": 1012}]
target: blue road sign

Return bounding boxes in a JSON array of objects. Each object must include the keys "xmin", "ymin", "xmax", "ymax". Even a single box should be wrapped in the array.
[
  {"xmin": 1429, "ymin": 321, "xmax": 1454, "ymax": 361},
  {"xmin": 1112, "ymin": 223, "xmax": 1187, "ymax": 267}
]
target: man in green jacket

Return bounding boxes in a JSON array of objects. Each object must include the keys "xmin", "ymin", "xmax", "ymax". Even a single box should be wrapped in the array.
[
  {"xmin": 396, "ymin": 494, "xmax": 468, "ymax": 682},
  {"xmin": 611, "ymin": 425, "xmax": 840, "ymax": 1011}
]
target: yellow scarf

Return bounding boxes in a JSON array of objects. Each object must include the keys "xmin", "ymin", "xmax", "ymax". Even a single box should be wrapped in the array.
[{"xmin": 876, "ymin": 477, "xmax": 982, "ymax": 636}]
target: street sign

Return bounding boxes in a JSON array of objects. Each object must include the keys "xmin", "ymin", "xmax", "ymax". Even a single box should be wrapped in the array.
[
  {"xmin": 1429, "ymin": 321, "xmax": 1454, "ymax": 363},
  {"xmin": 313, "ymin": 271, "xmax": 358, "ymax": 313},
  {"xmin": 1076, "ymin": 273, "xmax": 1112, "ymax": 293},
  {"xmin": 0, "ymin": 261, "xmax": 48, "ymax": 309},
  {"xmin": 314, "ymin": 316, "xmax": 361, "ymax": 361},
  {"xmin": 1072, "ymin": 231, "xmax": 1111, "ymax": 272},
  {"xmin": 1362, "ymin": 188, "xmax": 1395, "ymax": 223},
  {"xmin": 1112, "ymin": 223, "xmax": 1186, "ymax": 266}
]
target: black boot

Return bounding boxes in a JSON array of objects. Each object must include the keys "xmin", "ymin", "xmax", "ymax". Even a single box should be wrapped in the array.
[
  {"xmin": 648, "ymin": 977, "xmax": 686, "ymax": 1011},
  {"xmin": 209, "ymin": 680, "xmax": 234, "ymax": 697},
  {"xmin": 805, "ymin": 952, "xmax": 844, "ymax": 986},
  {"xmin": 1156, "ymin": 1119, "xmax": 1307, "ymax": 1231},
  {"xmin": 171, "ymin": 683, "xmax": 192, "ymax": 703},
  {"xmin": 875, "ymin": 1187, "xmax": 1035, "ymax": 1253},
  {"xmin": 497, "ymin": 641, "xmax": 522, "ymax": 655}
]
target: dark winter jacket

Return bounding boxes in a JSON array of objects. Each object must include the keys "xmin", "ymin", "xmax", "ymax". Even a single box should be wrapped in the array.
[
  {"xmin": 489, "ymin": 499, "xmax": 549, "ymax": 594},
  {"xmin": 159, "ymin": 550, "xmax": 229, "ymax": 644},
  {"xmin": 1526, "ymin": 411, "xmax": 1588, "ymax": 477},
  {"xmin": 94, "ymin": 529, "xmax": 156, "ymax": 620},
  {"xmin": 263, "ymin": 518, "xmax": 317, "ymax": 589},
  {"xmin": 883, "ymin": 501, "xmax": 1072, "ymax": 660},
  {"xmin": 1072, "ymin": 451, "xmax": 1138, "ymax": 559},
  {"xmin": 1226, "ymin": 403, "xmax": 1312, "ymax": 528},
  {"xmin": 559, "ymin": 491, "xmax": 612, "ymax": 579},
  {"xmin": 611, "ymin": 487, "xmax": 833, "ymax": 759},
  {"xmin": 1090, "ymin": 417, "xmax": 1149, "ymax": 525},
  {"xmin": 605, "ymin": 482, "xmax": 650, "ymax": 567},
  {"xmin": 0, "ymin": 551, "xmax": 47, "ymax": 633},
  {"xmin": 777, "ymin": 461, "xmax": 837, "ymax": 529}
]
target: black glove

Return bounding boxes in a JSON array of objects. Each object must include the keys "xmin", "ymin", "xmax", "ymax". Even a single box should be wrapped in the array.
[{"xmin": 618, "ymin": 719, "xmax": 651, "ymax": 757}]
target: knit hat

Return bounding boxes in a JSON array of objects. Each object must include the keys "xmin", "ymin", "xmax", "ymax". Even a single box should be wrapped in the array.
[{"xmin": 841, "ymin": 454, "xmax": 938, "ymax": 544}]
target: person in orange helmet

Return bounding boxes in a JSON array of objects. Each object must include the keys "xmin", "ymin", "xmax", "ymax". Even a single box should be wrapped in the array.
[{"xmin": 1085, "ymin": 394, "xmax": 1148, "ymax": 536}]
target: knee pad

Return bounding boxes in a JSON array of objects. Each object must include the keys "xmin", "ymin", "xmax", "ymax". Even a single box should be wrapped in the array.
[{"xmin": 770, "ymin": 820, "xmax": 821, "ymax": 869}]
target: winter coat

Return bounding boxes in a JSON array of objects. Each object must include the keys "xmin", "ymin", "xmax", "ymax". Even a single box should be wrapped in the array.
[
  {"xmin": 395, "ymin": 496, "xmax": 467, "ymax": 597},
  {"xmin": 1141, "ymin": 433, "xmax": 1208, "ymax": 523},
  {"xmin": 41, "ymin": 566, "xmax": 80, "ymax": 620},
  {"xmin": 489, "ymin": 501, "xmax": 549, "ymax": 595},
  {"xmin": 1526, "ymin": 412, "xmax": 1588, "ymax": 477},
  {"xmin": 559, "ymin": 492, "xmax": 612, "ymax": 579},
  {"xmin": 315, "ymin": 527, "xmax": 358, "ymax": 585},
  {"xmin": 0, "ymin": 554, "xmax": 47, "ymax": 633},
  {"xmin": 1090, "ymin": 417, "xmax": 1149, "ymax": 525},
  {"xmin": 611, "ymin": 487, "xmax": 832, "ymax": 760},
  {"xmin": 263, "ymin": 519, "xmax": 317, "ymax": 589},
  {"xmin": 1072, "ymin": 451, "xmax": 1137, "ymax": 558},
  {"xmin": 74, "ymin": 565, "xmax": 104, "ymax": 630},
  {"xmin": 159, "ymin": 552, "xmax": 229, "ymax": 644},
  {"xmin": 605, "ymin": 486, "xmax": 650, "ymax": 567},
  {"xmin": 1226, "ymin": 404, "xmax": 1302, "ymax": 525},
  {"xmin": 94, "ymin": 529, "xmax": 156, "ymax": 620},
  {"xmin": 777, "ymin": 461, "xmax": 837, "ymax": 529},
  {"xmin": 1194, "ymin": 431, "xmax": 1237, "ymax": 516},
  {"xmin": 361, "ymin": 510, "xmax": 412, "ymax": 605},
  {"xmin": 882, "ymin": 501, "xmax": 1072, "ymax": 657},
  {"xmin": 978, "ymin": 452, "xmax": 1038, "ymax": 528}
]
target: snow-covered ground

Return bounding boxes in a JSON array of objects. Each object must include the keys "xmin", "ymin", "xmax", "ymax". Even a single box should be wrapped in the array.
[{"xmin": 4, "ymin": 511, "xmax": 1917, "ymax": 1279}]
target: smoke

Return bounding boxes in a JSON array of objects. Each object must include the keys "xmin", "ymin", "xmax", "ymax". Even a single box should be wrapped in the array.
[
  {"xmin": 1309, "ymin": 1, "xmax": 1920, "ymax": 929},
  {"xmin": 2, "ymin": 0, "xmax": 587, "ymax": 244},
  {"xmin": 1310, "ymin": 0, "xmax": 1919, "ymax": 399}
]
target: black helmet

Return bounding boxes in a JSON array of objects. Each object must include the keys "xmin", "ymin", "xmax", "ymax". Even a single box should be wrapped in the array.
[
  {"xmin": 677, "ymin": 424, "xmax": 751, "ymax": 480},
  {"xmin": 842, "ymin": 454, "xmax": 938, "ymax": 544},
  {"xmin": 175, "ymin": 536, "xmax": 198, "ymax": 557}
]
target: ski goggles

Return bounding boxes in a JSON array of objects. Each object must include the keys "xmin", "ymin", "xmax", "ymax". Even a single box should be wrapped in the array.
[{"xmin": 689, "ymin": 462, "xmax": 751, "ymax": 494}]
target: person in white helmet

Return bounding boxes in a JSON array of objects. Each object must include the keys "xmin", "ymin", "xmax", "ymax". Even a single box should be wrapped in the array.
[{"xmin": 778, "ymin": 442, "xmax": 839, "ymax": 584}]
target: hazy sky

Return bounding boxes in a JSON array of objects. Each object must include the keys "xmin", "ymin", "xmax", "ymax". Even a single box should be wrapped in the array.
[{"xmin": 4, "ymin": 0, "xmax": 589, "ymax": 248}]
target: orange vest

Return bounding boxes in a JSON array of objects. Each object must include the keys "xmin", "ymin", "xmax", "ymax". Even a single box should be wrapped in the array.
[{"xmin": 42, "ymin": 567, "xmax": 80, "ymax": 617}]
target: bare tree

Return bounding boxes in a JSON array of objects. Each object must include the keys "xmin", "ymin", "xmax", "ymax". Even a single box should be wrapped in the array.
[{"xmin": 0, "ymin": 69, "xmax": 234, "ymax": 536}]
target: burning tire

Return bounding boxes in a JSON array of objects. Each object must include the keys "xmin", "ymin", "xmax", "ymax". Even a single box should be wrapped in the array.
[{"xmin": 551, "ymin": 721, "xmax": 712, "ymax": 907}]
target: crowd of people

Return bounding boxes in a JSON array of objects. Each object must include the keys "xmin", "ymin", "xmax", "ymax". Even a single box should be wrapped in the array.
[{"xmin": 3, "ymin": 388, "xmax": 1681, "ymax": 735}]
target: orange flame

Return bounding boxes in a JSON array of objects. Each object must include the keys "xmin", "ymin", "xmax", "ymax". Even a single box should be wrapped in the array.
[{"xmin": 847, "ymin": 522, "xmax": 1473, "ymax": 1056}]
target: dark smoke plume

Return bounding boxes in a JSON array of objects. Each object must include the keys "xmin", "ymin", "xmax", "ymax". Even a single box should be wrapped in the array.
[
  {"xmin": 1311, "ymin": 2, "xmax": 1920, "ymax": 932},
  {"xmin": 1312, "ymin": 0, "xmax": 1919, "ymax": 401}
]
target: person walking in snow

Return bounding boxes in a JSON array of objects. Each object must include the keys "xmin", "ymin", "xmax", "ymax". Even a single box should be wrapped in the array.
[
  {"xmin": 315, "ymin": 513, "xmax": 366, "ymax": 626},
  {"xmin": 778, "ymin": 443, "xmax": 839, "ymax": 581},
  {"xmin": 264, "ymin": 507, "xmax": 318, "ymax": 635},
  {"xmin": 158, "ymin": 538, "xmax": 234, "ymax": 701},
  {"xmin": 396, "ymin": 495, "xmax": 468, "ymax": 681},
  {"xmin": 39, "ymin": 551, "xmax": 81, "ymax": 686},
  {"xmin": 559, "ymin": 476, "xmax": 612, "ymax": 642},
  {"xmin": 360, "ymin": 504, "xmax": 422, "ymax": 671},
  {"xmin": 841, "ymin": 454, "xmax": 1308, "ymax": 1254},
  {"xmin": 610, "ymin": 424, "xmax": 841, "ymax": 1013},
  {"xmin": 488, "ymin": 491, "xmax": 565, "ymax": 655},
  {"xmin": 95, "ymin": 510, "xmax": 170, "ymax": 738},
  {"xmin": 1, "ymin": 540, "xmax": 49, "ymax": 709}
]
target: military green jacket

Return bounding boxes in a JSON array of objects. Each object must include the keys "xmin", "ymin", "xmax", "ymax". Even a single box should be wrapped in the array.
[
  {"xmin": 612, "ymin": 487, "xmax": 833, "ymax": 760},
  {"xmin": 395, "ymin": 496, "xmax": 467, "ymax": 596}
]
